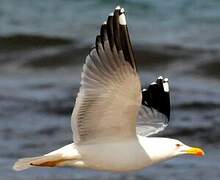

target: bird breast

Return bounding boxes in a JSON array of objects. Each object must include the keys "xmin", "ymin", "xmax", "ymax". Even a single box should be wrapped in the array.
[{"xmin": 76, "ymin": 138, "xmax": 152, "ymax": 172}]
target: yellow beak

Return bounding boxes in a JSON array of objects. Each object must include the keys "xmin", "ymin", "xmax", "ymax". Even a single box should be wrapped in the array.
[{"xmin": 186, "ymin": 147, "xmax": 205, "ymax": 157}]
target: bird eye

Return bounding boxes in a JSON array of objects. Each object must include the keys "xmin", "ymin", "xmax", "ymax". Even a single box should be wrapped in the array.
[{"xmin": 176, "ymin": 144, "xmax": 181, "ymax": 147}]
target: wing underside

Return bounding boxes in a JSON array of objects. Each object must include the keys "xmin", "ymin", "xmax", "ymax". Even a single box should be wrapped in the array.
[
  {"xmin": 71, "ymin": 7, "xmax": 141, "ymax": 144},
  {"xmin": 71, "ymin": 6, "xmax": 171, "ymax": 144},
  {"xmin": 137, "ymin": 76, "xmax": 170, "ymax": 136}
]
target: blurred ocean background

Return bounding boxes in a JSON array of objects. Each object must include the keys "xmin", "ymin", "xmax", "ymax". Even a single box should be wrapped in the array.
[{"xmin": 0, "ymin": 0, "xmax": 220, "ymax": 180}]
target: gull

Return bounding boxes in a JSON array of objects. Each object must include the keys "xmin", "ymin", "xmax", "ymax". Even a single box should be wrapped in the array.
[{"xmin": 13, "ymin": 6, "xmax": 204, "ymax": 172}]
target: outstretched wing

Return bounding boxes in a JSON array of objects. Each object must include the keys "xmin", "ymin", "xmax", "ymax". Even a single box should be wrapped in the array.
[
  {"xmin": 71, "ymin": 6, "xmax": 141, "ymax": 144},
  {"xmin": 136, "ymin": 76, "xmax": 170, "ymax": 136}
]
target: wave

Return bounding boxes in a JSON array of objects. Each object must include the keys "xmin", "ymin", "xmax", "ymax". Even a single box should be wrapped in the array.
[
  {"xmin": 0, "ymin": 34, "xmax": 88, "ymax": 67},
  {"xmin": 0, "ymin": 34, "xmax": 220, "ymax": 81},
  {"xmin": 164, "ymin": 126, "xmax": 220, "ymax": 144},
  {"xmin": 195, "ymin": 61, "xmax": 220, "ymax": 79},
  {"xmin": 0, "ymin": 34, "xmax": 198, "ymax": 69},
  {"xmin": 175, "ymin": 102, "xmax": 220, "ymax": 110},
  {"xmin": 0, "ymin": 34, "xmax": 73, "ymax": 51}
]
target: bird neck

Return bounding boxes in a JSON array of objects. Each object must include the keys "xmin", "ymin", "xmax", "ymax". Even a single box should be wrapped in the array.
[{"xmin": 137, "ymin": 136, "xmax": 175, "ymax": 164}]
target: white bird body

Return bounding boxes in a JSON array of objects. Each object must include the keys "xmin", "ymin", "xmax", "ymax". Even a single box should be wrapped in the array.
[
  {"xmin": 16, "ymin": 136, "xmax": 187, "ymax": 172},
  {"xmin": 73, "ymin": 136, "xmax": 151, "ymax": 172},
  {"xmin": 13, "ymin": 6, "xmax": 204, "ymax": 172},
  {"xmin": 75, "ymin": 136, "xmax": 179, "ymax": 172}
]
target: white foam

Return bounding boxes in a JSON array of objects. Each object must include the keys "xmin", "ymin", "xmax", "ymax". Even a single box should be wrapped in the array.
[
  {"xmin": 119, "ymin": 13, "xmax": 126, "ymax": 25},
  {"xmin": 163, "ymin": 82, "xmax": 169, "ymax": 92},
  {"xmin": 151, "ymin": 82, "xmax": 156, "ymax": 85}
]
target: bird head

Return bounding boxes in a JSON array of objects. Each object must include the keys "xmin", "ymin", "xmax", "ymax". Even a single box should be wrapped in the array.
[
  {"xmin": 141, "ymin": 137, "xmax": 205, "ymax": 163},
  {"xmin": 171, "ymin": 139, "xmax": 205, "ymax": 157},
  {"xmin": 154, "ymin": 138, "xmax": 205, "ymax": 158}
]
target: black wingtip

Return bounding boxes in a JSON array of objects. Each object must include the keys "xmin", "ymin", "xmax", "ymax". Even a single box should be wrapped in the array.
[
  {"xmin": 117, "ymin": 7, "xmax": 136, "ymax": 70},
  {"xmin": 95, "ymin": 6, "xmax": 136, "ymax": 70},
  {"xmin": 113, "ymin": 8, "xmax": 122, "ymax": 51},
  {"xmin": 142, "ymin": 76, "xmax": 170, "ymax": 120},
  {"xmin": 95, "ymin": 35, "xmax": 102, "ymax": 55},
  {"xmin": 100, "ymin": 22, "xmax": 108, "ymax": 45}
]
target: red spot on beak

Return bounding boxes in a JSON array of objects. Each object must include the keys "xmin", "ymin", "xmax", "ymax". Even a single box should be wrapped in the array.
[{"xmin": 186, "ymin": 147, "xmax": 205, "ymax": 157}]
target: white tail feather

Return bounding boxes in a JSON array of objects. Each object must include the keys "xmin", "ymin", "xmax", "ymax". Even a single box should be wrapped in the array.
[
  {"xmin": 13, "ymin": 144, "xmax": 79, "ymax": 171},
  {"xmin": 13, "ymin": 154, "xmax": 63, "ymax": 171}
]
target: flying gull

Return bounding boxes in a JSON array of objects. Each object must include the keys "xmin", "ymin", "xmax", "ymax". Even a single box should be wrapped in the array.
[{"xmin": 13, "ymin": 6, "xmax": 204, "ymax": 172}]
